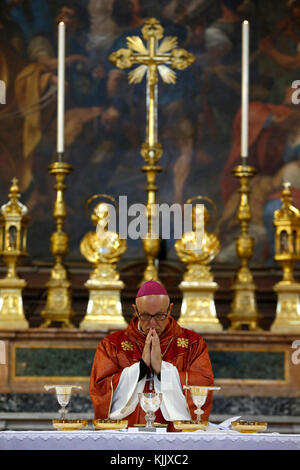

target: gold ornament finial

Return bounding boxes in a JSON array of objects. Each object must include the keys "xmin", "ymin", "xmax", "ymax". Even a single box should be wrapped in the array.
[
  {"xmin": 4, "ymin": 178, "xmax": 25, "ymax": 215},
  {"xmin": 278, "ymin": 181, "xmax": 300, "ymax": 221},
  {"xmin": 10, "ymin": 177, "xmax": 19, "ymax": 193},
  {"xmin": 141, "ymin": 18, "xmax": 164, "ymax": 40}
]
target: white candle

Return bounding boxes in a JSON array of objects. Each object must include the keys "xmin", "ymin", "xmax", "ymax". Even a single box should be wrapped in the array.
[
  {"xmin": 241, "ymin": 20, "xmax": 249, "ymax": 160},
  {"xmin": 57, "ymin": 21, "xmax": 65, "ymax": 155}
]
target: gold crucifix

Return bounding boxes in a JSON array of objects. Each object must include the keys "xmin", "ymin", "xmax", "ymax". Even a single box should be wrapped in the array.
[
  {"xmin": 109, "ymin": 18, "xmax": 195, "ymax": 284},
  {"xmin": 109, "ymin": 17, "xmax": 194, "ymax": 163}
]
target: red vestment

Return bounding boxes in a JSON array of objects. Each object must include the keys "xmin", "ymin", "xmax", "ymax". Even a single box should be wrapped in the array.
[{"xmin": 90, "ymin": 316, "xmax": 214, "ymax": 431}]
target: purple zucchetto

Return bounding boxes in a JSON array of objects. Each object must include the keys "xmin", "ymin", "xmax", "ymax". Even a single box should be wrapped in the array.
[{"xmin": 136, "ymin": 280, "xmax": 168, "ymax": 298}]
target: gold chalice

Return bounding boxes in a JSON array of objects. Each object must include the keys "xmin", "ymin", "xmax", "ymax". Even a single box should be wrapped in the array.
[
  {"xmin": 174, "ymin": 385, "xmax": 221, "ymax": 431},
  {"xmin": 185, "ymin": 386, "xmax": 220, "ymax": 422},
  {"xmin": 44, "ymin": 384, "xmax": 88, "ymax": 430}
]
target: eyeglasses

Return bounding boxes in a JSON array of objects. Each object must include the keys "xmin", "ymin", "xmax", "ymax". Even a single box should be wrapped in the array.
[{"xmin": 137, "ymin": 312, "xmax": 169, "ymax": 322}]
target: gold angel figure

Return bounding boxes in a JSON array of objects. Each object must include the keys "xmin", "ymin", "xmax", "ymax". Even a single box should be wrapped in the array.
[
  {"xmin": 80, "ymin": 196, "xmax": 127, "ymax": 330},
  {"xmin": 175, "ymin": 202, "xmax": 220, "ymax": 267},
  {"xmin": 176, "ymin": 197, "xmax": 223, "ymax": 331},
  {"xmin": 80, "ymin": 198, "xmax": 126, "ymax": 280}
]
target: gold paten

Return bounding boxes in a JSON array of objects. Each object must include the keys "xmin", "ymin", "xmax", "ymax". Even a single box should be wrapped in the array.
[
  {"xmin": 227, "ymin": 165, "xmax": 261, "ymax": 331},
  {"xmin": 173, "ymin": 420, "xmax": 208, "ymax": 432},
  {"xmin": 93, "ymin": 419, "xmax": 128, "ymax": 430},
  {"xmin": 41, "ymin": 162, "xmax": 75, "ymax": 328},
  {"xmin": 109, "ymin": 18, "xmax": 195, "ymax": 285},
  {"xmin": 175, "ymin": 197, "xmax": 223, "ymax": 332},
  {"xmin": 80, "ymin": 195, "xmax": 126, "ymax": 330},
  {"xmin": 52, "ymin": 419, "xmax": 88, "ymax": 431},
  {"xmin": 0, "ymin": 178, "xmax": 29, "ymax": 328},
  {"xmin": 271, "ymin": 182, "xmax": 300, "ymax": 332},
  {"xmin": 231, "ymin": 420, "xmax": 267, "ymax": 433}
]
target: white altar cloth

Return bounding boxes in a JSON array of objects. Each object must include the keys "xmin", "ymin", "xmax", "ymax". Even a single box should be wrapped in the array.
[{"xmin": 1, "ymin": 430, "xmax": 300, "ymax": 451}]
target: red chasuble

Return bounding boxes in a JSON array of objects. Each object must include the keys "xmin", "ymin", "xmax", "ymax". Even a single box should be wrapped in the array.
[{"xmin": 90, "ymin": 316, "xmax": 214, "ymax": 431}]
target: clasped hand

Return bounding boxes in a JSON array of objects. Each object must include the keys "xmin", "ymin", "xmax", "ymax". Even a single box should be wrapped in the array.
[{"xmin": 142, "ymin": 328, "xmax": 162, "ymax": 375}]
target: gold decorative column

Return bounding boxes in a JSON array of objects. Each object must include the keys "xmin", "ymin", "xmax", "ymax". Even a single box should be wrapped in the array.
[
  {"xmin": 80, "ymin": 195, "xmax": 127, "ymax": 330},
  {"xmin": 0, "ymin": 178, "xmax": 29, "ymax": 328},
  {"xmin": 109, "ymin": 18, "xmax": 194, "ymax": 285},
  {"xmin": 175, "ymin": 197, "xmax": 223, "ymax": 332},
  {"xmin": 271, "ymin": 182, "xmax": 300, "ymax": 332},
  {"xmin": 227, "ymin": 165, "xmax": 261, "ymax": 330},
  {"xmin": 40, "ymin": 162, "xmax": 75, "ymax": 328}
]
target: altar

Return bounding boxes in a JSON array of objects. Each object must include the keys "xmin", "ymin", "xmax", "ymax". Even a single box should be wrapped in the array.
[{"xmin": 1, "ymin": 430, "xmax": 300, "ymax": 451}]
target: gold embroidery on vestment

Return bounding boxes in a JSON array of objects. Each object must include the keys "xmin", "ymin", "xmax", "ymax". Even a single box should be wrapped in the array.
[
  {"xmin": 177, "ymin": 338, "xmax": 189, "ymax": 348},
  {"xmin": 121, "ymin": 340, "xmax": 134, "ymax": 351}
]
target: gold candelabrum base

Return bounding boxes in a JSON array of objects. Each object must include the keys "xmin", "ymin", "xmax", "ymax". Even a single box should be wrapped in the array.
[
  {"xmin": 80, "ymin": 277, "xmax": 126, "ymax": 331},
  {"xmin": 227, "ymin": 164, "xmax": 261, "ymax": 331},
  {"xmin": 271, "ymin": 281, "xmax": 300, "ymax": 332},
  {"xmin": 40, "ymin": 161, "xmax": 75, "ymax": 328},
  {"xmin": 178, "ymin": 265, "xmax": 223, "ymax": 332},
  {"xmin": 0, "ymin": 276, "xmax": 28, "ymax": 328},
  {"xmin": 271, "ymin": 258, "xmax": 300, "ymax": 332}
]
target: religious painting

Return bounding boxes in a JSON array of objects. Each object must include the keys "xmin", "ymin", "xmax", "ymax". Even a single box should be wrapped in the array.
[{"xmin": 0, "ymin": 0, "xmax": 300, "ymax": 266}]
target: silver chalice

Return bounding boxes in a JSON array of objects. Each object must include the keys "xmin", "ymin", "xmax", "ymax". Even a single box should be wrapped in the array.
[{"xmin": 138, "ymin": 392, "xmax": 163, "ymax": 429}]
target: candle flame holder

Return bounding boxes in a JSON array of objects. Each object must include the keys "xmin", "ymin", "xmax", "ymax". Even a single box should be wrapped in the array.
[
  {"xmin": 227, "ymin": 164, "xmax": 261, "ymax": 331},
  {"xmin": 40, "ymin": 160, "xmax": 75, "ymax": 328}
]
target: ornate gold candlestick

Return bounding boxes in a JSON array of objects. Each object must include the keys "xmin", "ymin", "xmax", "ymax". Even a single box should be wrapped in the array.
[
  {"xmin": 80, "ymin": 195, "xmax": 127, "ymax": 330},
  {"xmin": 227, "ymin": 164, "xmax": 261, "ymax": 330},
  {"xmin": 41, "ymin": 161, "xmax": 74, "ymax": 328},
  {"xmin": 271, "ymin": 182, "xmax": 300, "ymax": 332},
  {"xmin": 0, "ymin": 178, "xmax": 29, "ymax": 328},
  {"xmin": 109, "ymin": 18, "xmax": 194, "ymax": 285},
  {"xmin": 140, "ymin": 156, "xmax": 163, "ymax": 284},
  {"xmin": 175, "ymin": 197, "xmax": 223, "ymax": 332}
]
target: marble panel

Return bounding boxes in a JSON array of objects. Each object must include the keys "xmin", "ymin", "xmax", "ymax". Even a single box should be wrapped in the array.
[
  {"xmin": 210, "ymin": 351, "xmax": 285, "ymax": 380},
  {"xmin": 15, "ymin": 348, "xmax": 95, "ymax": 377},
  {"xmin": 14, "ymin": 348, "xmax": 285, "ymax": 381}
]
